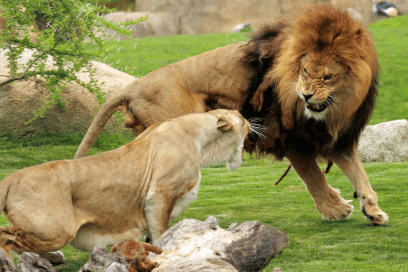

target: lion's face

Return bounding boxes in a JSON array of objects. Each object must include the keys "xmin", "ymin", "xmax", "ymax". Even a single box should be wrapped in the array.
[
  {"xmin": 268, "ymin": 5, "xmax": 379, "ymax": 138},
  {"xmin": 296, "ymin": 52, "xmax": 348, "ymax": 120}
]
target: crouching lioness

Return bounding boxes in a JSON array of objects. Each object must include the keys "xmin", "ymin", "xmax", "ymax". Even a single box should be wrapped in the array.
[{"xmin": 0, "ymin": 109, "xmax": 250, "ymax": 260}]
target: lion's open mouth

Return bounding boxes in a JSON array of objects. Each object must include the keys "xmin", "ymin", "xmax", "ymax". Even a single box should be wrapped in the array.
[
  {"xmin": 306, "ymin": 102, "xmax": 328, "ymax": 113},
  {"xmin": 305, "ymin": 97, "xmax": 333, "ymax": 113}
]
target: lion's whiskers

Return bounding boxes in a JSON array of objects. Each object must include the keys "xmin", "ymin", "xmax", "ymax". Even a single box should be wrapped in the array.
[
  {"xmin": 326, "ymin": 96, "xmax": 341, "ymax": 114},
  {"xmin": 248, "ymin": 119, "xmax": 267, "ymax": 139},
  {"xmin": 329, "ymin": 96, "xmax": 343, "ymax": 104},
  {"xmin": 248, "ymin": 117, "xmax": 265, "ymax": 123}
]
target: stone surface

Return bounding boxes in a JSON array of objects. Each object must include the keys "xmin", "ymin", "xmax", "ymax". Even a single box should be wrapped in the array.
[
  {"xmin": 17, "ymin": 252, "xmax": 55, "ymax": 272},
  {"xmin": 37, "ymin": 251, "xmax": 65, "ymax": 266},
  {"xmin": 135, "ymin": 0, "xmax": 408, "ymax": 35},
  {"xmin": 103, "ymin": 11, "xmax": 179, "ymax": 39},
  {"xmin": 0, "ymin": 250, "xmax": 57, "ymax": 272},
  {"xmin": 149, "ymin": 216, "xmax": 289, "ymax": 272},
  {"xmin": 0, "ymin": 49, "xmax": 136, "ymax": 136},
  {"xmin": 77, "ymin": 217, "xmax": 289, "ymax": 272},
  {"xmin": 0, "ymin": 249, "xmax": 16, "ymax": 272},
  {"xmin": 358, "ymin": 119, "xmax": 408, "ymax": 163},
  {"xmin": 78, "ymin": 246, "xmax": 128, "ymax": 272},
  {"xmin": 231, "ymin": 22, "xmax": 251, "ymax": 33}
]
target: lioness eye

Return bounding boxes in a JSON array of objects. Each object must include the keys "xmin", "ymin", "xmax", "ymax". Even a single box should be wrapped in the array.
[
  {"xmin": 302, "ymin": 67, "xmax": 307, "ymax": 74},
  {"xmin": 324, "ymin": 75, "xmax": 333, "ymax": 81}
]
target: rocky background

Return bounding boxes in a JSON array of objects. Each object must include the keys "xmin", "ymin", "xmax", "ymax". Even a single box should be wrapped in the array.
[
  {"xmin": 0, "ymin": 50, "xmax": 136, "ymax": 136},
  {"xmin": 103, "ymin": 0, "xmax": 408, "ymax": 38}
]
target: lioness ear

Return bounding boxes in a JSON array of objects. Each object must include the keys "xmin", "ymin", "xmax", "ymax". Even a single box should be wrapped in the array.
[{"xmin": 217, "ymin": 117, "xmax": 233, "ymax": 132}]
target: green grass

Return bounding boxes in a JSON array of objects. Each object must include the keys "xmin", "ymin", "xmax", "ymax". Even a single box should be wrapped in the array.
[
  {"xmin": 94, "ymin": 32, "xmax": 249, "ymax": 77},
  {"xmin": 1, "ymin": 134, "xmax": 407, "ymax": 271},
  {"xmin": 369, "ymin": 15, "xmax": 408, "ymax": 124},
  {"xmin": 1, "ymin": 15, "xmax": 407, "ymax": 272}
]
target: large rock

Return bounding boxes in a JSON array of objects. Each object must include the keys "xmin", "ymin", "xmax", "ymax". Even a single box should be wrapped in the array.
[
  {"xmin": 0, "ymin": 49, "xmax": 136, "ymax": 136},
  {"xmin": 135, "ymin": 0, "xmax": 408, "ymax": 35},
  {"xmin": 103, "ymin": 11, "xmax": 179, "ymax": 39},
  {"xmin": 77, "ymin": 217, "xmax": 289, "ymax": 272},
  {"xmin": 150, "ymin": 216, "xmax": 289, "ymax": 272},
  {"xmin": 135, "ymin": 0, "xmax": 328, "ymax": 35},
  {"xmin": 358, "ymin": 120, "xmax": 408, "ymax": 162},
  {"xmin": 134, "ymin": 0, "xmax": 401, "ymax": 35}
]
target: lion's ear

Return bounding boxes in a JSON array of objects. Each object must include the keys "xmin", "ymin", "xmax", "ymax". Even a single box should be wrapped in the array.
[{"xmin": 217, "ymin": 117, "xmax": 233, "ymax": 132}]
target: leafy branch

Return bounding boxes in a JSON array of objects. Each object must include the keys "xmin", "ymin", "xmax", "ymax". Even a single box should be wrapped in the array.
[{"xmin": 0, "ymin": 0, "xmax": 146, "ymax": 122}]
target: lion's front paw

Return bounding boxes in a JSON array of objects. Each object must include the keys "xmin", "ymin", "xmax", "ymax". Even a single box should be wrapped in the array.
[
  {"xmin": 314, "ymin": 187, "xmax": 354, "ymax": 221},
  {"xmin": 361, "ymin": 196, "xmax": 388, "ymax": 226}
]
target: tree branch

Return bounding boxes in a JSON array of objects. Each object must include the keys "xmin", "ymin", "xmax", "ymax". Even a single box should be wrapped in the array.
[{"xmin": 0, "ymin": 74, "xmax": 25, "ymax": 86}]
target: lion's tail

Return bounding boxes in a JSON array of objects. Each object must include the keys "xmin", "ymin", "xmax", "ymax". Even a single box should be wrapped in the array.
[{"xmin": 74, "ymin": 87, "xmax": 133, "ymax": 159}]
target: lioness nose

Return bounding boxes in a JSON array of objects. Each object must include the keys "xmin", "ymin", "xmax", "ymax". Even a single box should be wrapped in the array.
[{"xmin": 303, "ymin": 94, "xmax": 313, "ymax": 102}]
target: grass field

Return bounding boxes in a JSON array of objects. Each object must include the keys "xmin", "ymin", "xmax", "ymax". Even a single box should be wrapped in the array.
[{"xmin": 0, "ymin": 14, "xmax": 407, "ymax": 272}]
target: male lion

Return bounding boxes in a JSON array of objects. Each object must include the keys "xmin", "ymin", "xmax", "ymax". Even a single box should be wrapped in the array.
[
  {"xmin": 75, "ymin": 5, "xmax": 388, "ymax": 225},
  {"xmin": 0, "ymin": 109, "xmax": 250, "ymax": 260}
]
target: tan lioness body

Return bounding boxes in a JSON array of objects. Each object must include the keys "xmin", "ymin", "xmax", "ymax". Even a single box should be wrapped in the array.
[{"xmin": 0, "ymin": 109, "xmax": 250, "ymax": 259}]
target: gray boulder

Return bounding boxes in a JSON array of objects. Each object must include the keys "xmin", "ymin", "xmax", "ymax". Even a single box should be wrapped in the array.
[
  {"xmin": 17, "ymin": 252, "xmax": 55, "ymax": 272},
  {"xmin": 358, "ymin": 119, "xmax": 408, "ymax": 162},
  {"xmin": 150, "ymin": 216, "xmax": 289, "ymax": 272},
  {"xmin": 77, "ymin": 217, "xmax": 289, "ymax": 272},
  {"xmin": 0, "ymin": 250, "xmax": 55, "ymax": 272},
  {"xmin": 79, "ymin": 246, "xmax": 128, "ymax": 272},
  {"xmin": 0, "ymin": 49, "xmax": 136, "ymax": 136}
]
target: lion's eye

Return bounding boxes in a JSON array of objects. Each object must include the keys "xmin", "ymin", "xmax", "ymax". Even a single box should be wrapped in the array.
[
  {"xmin": 324, "ymin": 75, "xmax": 333, "ymax": 81},
  {"xmin": 302, "ymin": 67, "xmax": 308, "ymax": 74}
]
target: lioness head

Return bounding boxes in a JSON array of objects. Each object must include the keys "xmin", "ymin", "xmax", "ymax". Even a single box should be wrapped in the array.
[{"xmin": 204, "ymin": 109, "xmax": 251, "ymax": 170}]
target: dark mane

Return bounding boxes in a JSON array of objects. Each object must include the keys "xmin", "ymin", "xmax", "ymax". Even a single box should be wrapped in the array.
[
  {"xmin": 241, "ymin": 22, "xmax": 378, "ymax": 160},
  {"xmin": 240, "ymin": 23, "xmax": 286, "ymax": 159}
]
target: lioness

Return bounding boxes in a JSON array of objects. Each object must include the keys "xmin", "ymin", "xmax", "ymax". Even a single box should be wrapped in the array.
[{"xmin": 0, "ymin": 109, "xmax": 250, "ymax": 260}]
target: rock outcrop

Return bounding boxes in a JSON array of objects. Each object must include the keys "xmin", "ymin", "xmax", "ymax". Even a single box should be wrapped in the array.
[
  {"xmin": 150, "ymin": 216, "xmax": 289, "ymax": 272},
  {"xmin": 76, "ymin": 216, "xmax": 289, "ymax": 272},
  {"xmin": 103, "ymin": 11, "xmax": 179, "ymax": 39},
  {"xmin": 133, "ymin": 0, "xmax": 407, "ymax": 36},
  {"xmin": 358, "ymin": 119, "xmax": 408, "ymax": 162},
  {"xmin": 0, "ymin": 49, "xmax": 136, "ymax": 136},
  {"xmin": 0, "ymin": 250, "xmax": 56, "ymax": 272}
]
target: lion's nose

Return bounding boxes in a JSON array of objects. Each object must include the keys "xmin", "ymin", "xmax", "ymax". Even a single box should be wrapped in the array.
[{"xmin": 303, "ymin": 93, "xmax": 313, "ymax": 102}]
